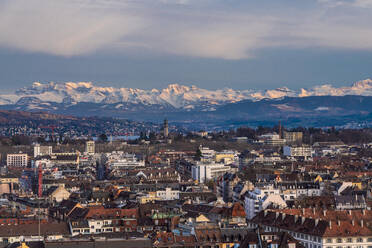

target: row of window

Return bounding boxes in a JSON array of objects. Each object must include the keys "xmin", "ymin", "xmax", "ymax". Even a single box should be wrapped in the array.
[{"xmin": 326, "ymin": 238, "xmax": 368, "ymax": 243}]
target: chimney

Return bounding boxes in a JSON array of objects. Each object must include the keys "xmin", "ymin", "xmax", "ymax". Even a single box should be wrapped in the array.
[
  {"xmin": 337, "ymin": 220, "xmax": 340, "ymax": 226},
  {"xmin": 315, "ymin": 218, "xmax": 319, "ymax": 226},
  {"xmin": 361, "ymin": 220, "xmax": 364, "ymax": 228},
  {"xmin": 312, "ymin": 208, "xmax": 316, "ymax": 215},
  {"xmin": 362, "ymin": 209, "xmax": 366, "ymax": 216},
  {"xmin": 329, "ymin": 221, "xmax": 332, "ymax": 229},
  {"xmin": 348, "ymin": 210, "xmax": 351, "ymax": 215},
  {"xmin": 301, "ymin": 216, "xmax": 306, "ymax": 224},
  {"xmin": 352, "ymin": 219, "xmax": 355, "ymax": 226},
  {"xmin": 323, "ymin": 210, "xmax": 327, "ymax": 217},
  {"xmin": 294, "ymin": 215, "xmax": 298, "ymax": 223},
  {"xmin": 302, "ymin": 208, "xmax": 305, "ymax": 215}
]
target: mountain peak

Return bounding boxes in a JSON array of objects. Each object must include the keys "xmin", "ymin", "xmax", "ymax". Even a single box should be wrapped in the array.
[{"xmin": 4, "ymin": 79, "xmax": 372, "ymax": 110}]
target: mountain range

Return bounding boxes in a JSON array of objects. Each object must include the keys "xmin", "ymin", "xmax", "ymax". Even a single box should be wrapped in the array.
[
  {"xmin": 2, "ymin": 79, "xmax": 372, "ymax": 129},
  {"xmin": 2, "ymin": 79, "xmax": 372, "ymax": 109}
]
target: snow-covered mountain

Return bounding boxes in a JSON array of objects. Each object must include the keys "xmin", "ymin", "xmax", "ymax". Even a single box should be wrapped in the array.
[{"xmin": 2, "ymin": 79, "xmax": 372, "ymax": 110}]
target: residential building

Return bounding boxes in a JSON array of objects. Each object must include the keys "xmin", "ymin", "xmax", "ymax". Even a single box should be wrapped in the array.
[
  {"xmin": 249, "ymin": 209, "xmax": 372, "ymax": 248},
  {"xmin": 244, "ymin": 187, "xmax": 286, "ymax": 220},
  {"xmin": 6, "ymin": 153, "xmax": 28, "ymax": 167}
]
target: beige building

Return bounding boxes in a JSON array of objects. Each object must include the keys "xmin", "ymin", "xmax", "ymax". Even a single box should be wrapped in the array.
[
  {"xmin": 7, "ymin": 153, "xmax": 28, "ymax": 167},
  {"xmin": 85, "ymin": 140, "xmax": 95, "ymax": 154},
  {"xmin": 49, "ymin": 185, "xmax": 71, "ymax": 202},
  {"xmin": 283, "ymin": 131, "xmax": 303, "ymax": 144}
]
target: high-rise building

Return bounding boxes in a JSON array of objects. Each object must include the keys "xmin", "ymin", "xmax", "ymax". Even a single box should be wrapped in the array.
[
  {"xmin": 163, "ymin": 119, "xmax": 169, "ymax": 138},
  {"xmin": 85, "ymin": 140, "xmax": 95, "ymax": 154}
]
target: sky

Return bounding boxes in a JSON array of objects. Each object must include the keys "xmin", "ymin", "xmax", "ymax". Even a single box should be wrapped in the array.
[{"xmin": 0, "ymin": 0, "xmax": 372, "ymax": 91}]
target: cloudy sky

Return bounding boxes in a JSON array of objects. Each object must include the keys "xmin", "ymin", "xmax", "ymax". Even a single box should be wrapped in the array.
[{"xmin": 0, "ymin": 0, "xmax": 372, "ymax": 90}]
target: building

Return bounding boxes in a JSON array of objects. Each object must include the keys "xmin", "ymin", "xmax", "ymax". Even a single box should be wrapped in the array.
[
  {"xmin": 7, "ymin": 153, "xmax": 28, "ymax": 167},
  {"xmin": 283, "ymin": 131, "xmax": 303, "ymax": 144},
  {"xmin": 34, "ymin": 144, "xmax": 53, "ymax": 158},
  {"xmin": 46, "ymin": 185, "xmax": 71, "ymax": 203},
  {"xmin": 249, "ymin": 209, "xmax": 372, "ymax": 248},
  {"xmin": 0, "ymin": 223, "xmax": 69, "ymax": 244},
  {"xmin": 198, "ymin": 146, "xmax": 216, "ymax": 163},
  {"xmin": 109, "ymin": 153, "xmax": 145, "ymax": 169},
  {"xmin": 85, "ymin": 140, "xmax": 95, "ymax": 154},
  {"xmin": 68, "ymin": 206, "xmax": 138, "ymax": 235},
  {"xmin": 192, "ymin": 162, "xmax": 233, "ymax": 183},
  {"xmin": 283, "ymin": 146, "xmax": 313, "ymax": 160},
  {"xmin": 244, "ymin": 187, "xmax": 286, "ymax": 220},
  {"xmin": 215, "ymin": 150, "xmax": 239, "ymax": 164},
  {"xmin": 156, "ymin": 187, "xmax": 180, "ymax": 201},
  {"xmin": 258, "ymin": 133, "xmax": 286, "ymax": 146},
  {"xmin": 217, "ymin": 173, "xmax": 240, "ymax": 202}
]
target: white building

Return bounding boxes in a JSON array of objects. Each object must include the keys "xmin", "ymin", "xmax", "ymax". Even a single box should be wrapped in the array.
[
  {"xmin": 258, "ymin": 133, "xmax": 286, "ymax": 146},
  {"xmin": 244, "ymin": 187, "xmax": 285, "ymax": 220},
  {"xmin": 192, "ymin": 162, "xmax": 233, "ymax": 183},
  {"xmin": 34, "ymin": 144, "xmax": 53, "ymax": 158},
  {"xmin": 7, "ymin": 153, "xmax": 28, "ymax": 167},
  {"xmin": 107, "ymin": 152, "xmax": 145, "ymax": 168},
  {"xmin": 283, "ymin": 146, "xmax": 313, "ymax": 160},
  {"xmin": 156, "ymin": 187, "xmax": 180, "ymax": 200}
]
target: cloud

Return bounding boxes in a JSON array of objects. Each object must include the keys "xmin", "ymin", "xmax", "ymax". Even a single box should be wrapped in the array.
[{"xmin": 0, "ymin": 0, "xmax": 372, "ymax": 60}]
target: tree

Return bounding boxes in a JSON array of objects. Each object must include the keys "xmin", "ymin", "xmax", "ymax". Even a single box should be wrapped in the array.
[
  {"xmin": 195, "ymin": 147, "xmax": 202, "ymax": 161},
  {"xmin": 99, "ymin": 133, "xmax": 108, "ymax": 142}
]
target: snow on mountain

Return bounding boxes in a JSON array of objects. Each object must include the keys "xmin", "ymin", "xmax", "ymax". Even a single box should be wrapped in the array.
[{"xmin": 2, "ymin": 79, "xmax": 372, "ymax": 109}]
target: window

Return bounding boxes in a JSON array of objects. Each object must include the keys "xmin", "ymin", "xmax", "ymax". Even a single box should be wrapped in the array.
[
  {"xmin": 357, "ymin": 238, "xmax": 363, "ymax": 242},
  {"xmin": 347, "ymin": 238, "xmax": 352, "ymax": 243}
]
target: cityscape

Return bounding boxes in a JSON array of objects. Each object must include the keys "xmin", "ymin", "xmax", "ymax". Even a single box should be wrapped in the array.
[{"xmin": 1, "ymin": 0, "xmax": 372, "ymax": 247}]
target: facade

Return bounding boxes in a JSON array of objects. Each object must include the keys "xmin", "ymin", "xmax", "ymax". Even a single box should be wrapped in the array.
[
  {"xmin": 217, "ymin": 173, "xmax": 240, "ymax": 202},
  {"xmin": 109, "ymin": 153, "xmax": 145, "ymax": 168},
  {"xmin": 192, "ymin": 162, "xmax": 233, "ymax": 183},
  {"xmin": 283, "ymin": 131, "xmax": 303, "ymax": 144},
  {"xmin": 7, "ymin": 153, "xmax": 28, "ymax": 167},
  {"xmin": 85, "ymin": 140, "xmax": 95, "ymax": 154},
  {"xmin": 244, "ymin": 187, "xmax": 285, "ymax": 220},
  {"xmin": 258, "ymin": 133, "xmax": 286, "ymax": 146},
  {"xmin": 249, "ymin": 209, "xmax": 372, "ymax": 248},
  {"xmin": 215, "ymin": 150, "xmax": 239, "ymax": 163},
  {"xmin": 34, "ymin": 144, "xmax": 53, "ymax": 158},
  {"xmin": 156, "ymin": 187, "xmax": 180, "ymax": 200},
  {"xmin": 69, "ymin": 206, "xmax": 138, "ymax": 235},
  {"xmin": 199, "ymin": 146, "xmax": 216, "ymax": 162},
  {"xmin": 283, "ymin": 146, "xmax": 313, "ymax": 159}
]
